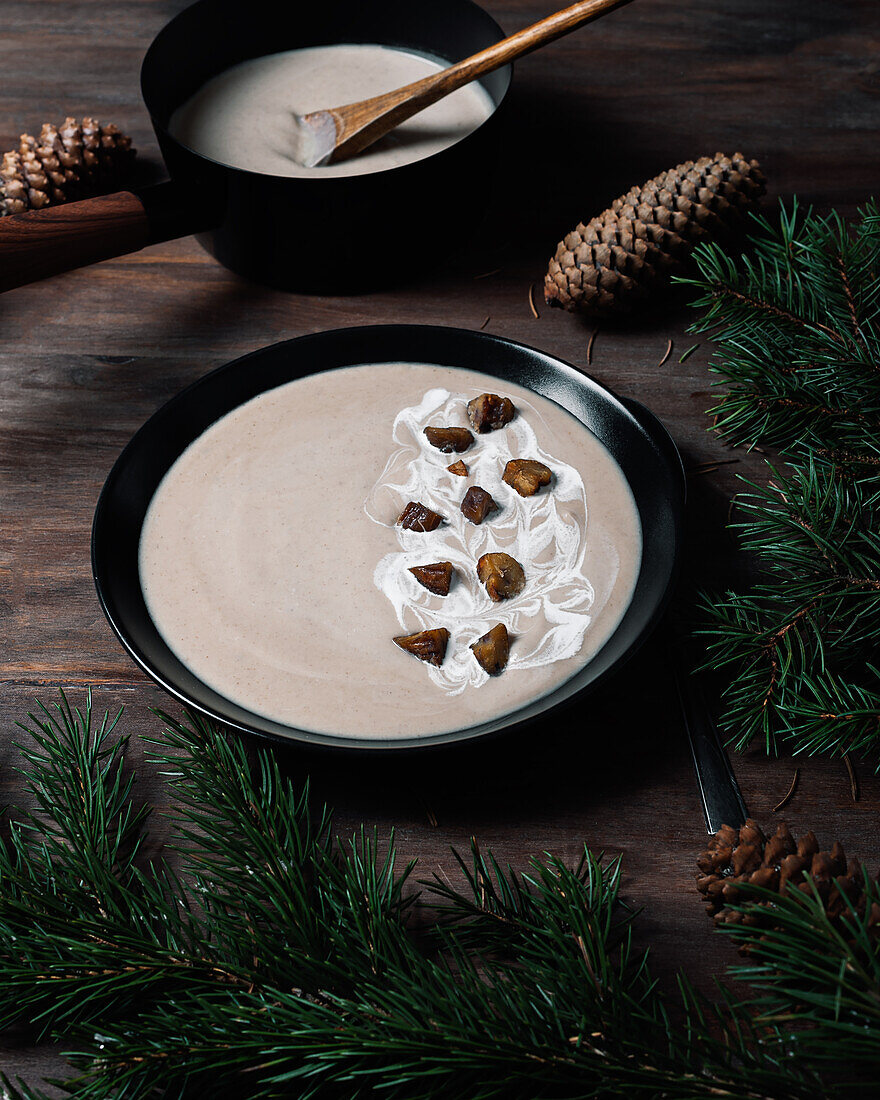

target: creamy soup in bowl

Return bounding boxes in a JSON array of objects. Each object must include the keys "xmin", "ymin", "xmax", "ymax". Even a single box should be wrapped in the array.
[
  {"xmin": 138, "ymin": 362, "xmax": 642, "ymax": 739},
  {"xmin": 92, "ymin": 326, "xmax": 683, "ymax": 749}
]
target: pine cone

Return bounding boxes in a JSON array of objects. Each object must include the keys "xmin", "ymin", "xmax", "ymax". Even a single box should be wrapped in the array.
[
  {"xmin": 544, "ymin": 152, "xmax": 766, "ymax": 317},
  {"xmin": 0, "ymin": 117, "xmax": 135, "ymax": 217},
  {"xmin": 696, "ymin": 819, "xmax": 880, "ymax": 951}
]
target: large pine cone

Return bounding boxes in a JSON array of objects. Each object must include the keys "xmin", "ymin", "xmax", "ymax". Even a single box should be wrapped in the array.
[
  {"xmin": 696, "ymin": 819, "xmax": 880, "ymax": 951},
  {"xmin": 0, "ymin": 117, "xmax": 135, "ymax": 217},
  {"xmin": 544, "ymin": 152, "xmax": 766, "ymax": 318}
]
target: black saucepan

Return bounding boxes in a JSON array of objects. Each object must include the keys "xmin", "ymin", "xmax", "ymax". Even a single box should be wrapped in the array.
[
  {"xmin": 0, "ymin": 0, "xmax": 511, "ymax": 294},
  {"xmin": 92, "ymin": 324, "xmax": 685, "ymax": 752}
]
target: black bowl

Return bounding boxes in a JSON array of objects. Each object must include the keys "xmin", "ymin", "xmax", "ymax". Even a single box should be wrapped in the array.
[
  {"xmin": 92, "ymin": 325, "xmax": 685, "ymax": 751},
  {"xmin": 140, "ymin": 0, "xmax": 512, "ymax": 291}
]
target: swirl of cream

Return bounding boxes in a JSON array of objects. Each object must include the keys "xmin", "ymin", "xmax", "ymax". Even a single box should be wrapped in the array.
[{"xmin": 364, "ymin": 388, "xmax": 594, "ymax": 693}]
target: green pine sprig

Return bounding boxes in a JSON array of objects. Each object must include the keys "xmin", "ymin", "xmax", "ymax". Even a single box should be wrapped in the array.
[
  {"xmin": 678, "ymin": 200, "xmax": 880, "ymax": 763},
  {"xmin": 0, "ymin": 693, "xmax": 878, "ymax": 1098},
  {"xmin": 722, "ymin": 873, "xmax": 880, "ymax": 1071}
]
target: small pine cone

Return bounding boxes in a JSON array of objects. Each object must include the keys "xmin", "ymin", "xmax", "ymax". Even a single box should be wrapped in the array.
[
  {"xmin": 696, "ymin": 820, "xmax": 879, "ymax": 955},
  {"xmin": 545, "ymin": 152, "xmax": 766, "ymax": 318},
  {"xmin": 0, "ymin": 117, "xmax": 135, "ymax": 217}
]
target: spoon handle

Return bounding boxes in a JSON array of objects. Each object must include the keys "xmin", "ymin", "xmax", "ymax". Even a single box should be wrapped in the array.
[
  {"xmin": 436, "ymin": 0, "xmax": 635, "ymax": 79},
  {"xmin": 670, "ymin": 638, "xmax": 748, "ymax": 835},
  {"xmin": 325, "ymin": 0, "xmax": 636, "ymax": 162}
]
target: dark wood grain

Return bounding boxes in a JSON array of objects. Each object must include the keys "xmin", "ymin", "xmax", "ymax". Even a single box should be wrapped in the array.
[
  {"xmin": 323, "ymin": 0, "xmax": 635, "ymax": 163},
  {"xmin": 0, "ymin": 191, "xmax": 149, "ymax": 292},
  {"xmin": 1, "ymin": 0, "xmax": 879, "ymax": 1085}
]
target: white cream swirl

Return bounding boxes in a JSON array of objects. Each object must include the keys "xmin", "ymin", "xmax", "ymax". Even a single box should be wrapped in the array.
[{"xmin": 364, "ymin": 388, "xmax": 595, "ymax": 694}]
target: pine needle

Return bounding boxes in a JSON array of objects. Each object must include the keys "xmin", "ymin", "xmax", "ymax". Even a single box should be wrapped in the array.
[
  {"xmin": 528, "ymin": 283, "xmax": 539, "ymax": 319},
  {"xmin": 657, "ymin": 338, "xmax": 673, "ymax": 367},
  {"xmin": 772, "ymin": 768, "xmax": 799, "ymax": 812},
  {"xmin": 844, "ymin": 753, "xmax": 860, "ymax": 801},
  {"xmin": 587, "ymin": 327, "xmax": 598, "ymax": 365},
  {"xmin": 687, "ymin": 458, "xmax": 741, "ymax": 478},
  {"xmin": 473, "ymin": 266, "xmax": 503, "ymax": 280}
]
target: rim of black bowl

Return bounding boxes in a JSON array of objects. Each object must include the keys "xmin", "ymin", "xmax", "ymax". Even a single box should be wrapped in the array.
[{"xmin": 92, "ymin": 324, "xmax": 685, "ymax": 753}]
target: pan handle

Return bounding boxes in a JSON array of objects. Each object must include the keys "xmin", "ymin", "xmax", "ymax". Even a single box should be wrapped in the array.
[{"xmin": 0, "ymin": 183, "xmax": 198, "ymax": 293}]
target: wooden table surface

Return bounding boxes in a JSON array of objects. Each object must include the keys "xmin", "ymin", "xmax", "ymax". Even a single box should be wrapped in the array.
[{"xmin": 2, "ymin": 0, "xmax": 879, "ymax": 1085}]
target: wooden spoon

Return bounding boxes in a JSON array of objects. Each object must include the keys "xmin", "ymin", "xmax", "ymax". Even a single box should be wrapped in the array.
[{"xmin": 292, "ymin": 0, "xmax": 635, "ymax": 168}]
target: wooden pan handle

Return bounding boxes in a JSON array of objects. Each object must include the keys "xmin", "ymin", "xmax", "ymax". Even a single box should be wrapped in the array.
[
  {"xmin": 0, "ymin": 191, "xmax": 150, "ymax": 293},
  {"xmin": 0, "ymin": 184, "xmax": 197, "ymax": 294}
]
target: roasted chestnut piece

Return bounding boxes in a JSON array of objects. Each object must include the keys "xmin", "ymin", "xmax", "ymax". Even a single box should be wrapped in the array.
[
  {"xmin": 447, "ymin": 459, "xmax": 469, "ymax": 476},
  {"xmin": 470, "ymin": 623, "xmax": 510, "ymax": 675},
  {"xmin": 409, "ymin": 561, "xmax": 454, "ymax": 596},
  {"xmin": 398, "ymin": 501, "xmax": 443, "ymax": 532},
  {"xmin": 393, "ymin": 627, "xmax": 450, "ymax": 666},
  {"xmin": 477, "ymin": 552, "xmax": 526, "ymax": 601},
  {"xmin": 502, "ymin": 458, "xmax": 552, "ymax": 497},
  {"xmin": 467, "ymin": 393, "xmax": 515, "ymax": 433},
  {"xmin": 460, "ymin": 485, "xmax": 498, "ymax": 525},
  {"xmin": 424, "ymin": 426, "xmax": 474, "ymax": 453}
]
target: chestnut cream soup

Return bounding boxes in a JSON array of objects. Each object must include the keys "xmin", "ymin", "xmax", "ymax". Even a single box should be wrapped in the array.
[
  {"xmin": 169, "ymin": 44, "xmax": 495, "ymax": 178},
  {"xmin": 138, "ymin": 363, "xmax": 642, "ymax": 739}
]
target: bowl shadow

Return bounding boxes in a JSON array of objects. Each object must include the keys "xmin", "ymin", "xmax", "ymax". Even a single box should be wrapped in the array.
[{"xmin": 269, "ymin": 624, "xmax": 686, "ymax": 831}]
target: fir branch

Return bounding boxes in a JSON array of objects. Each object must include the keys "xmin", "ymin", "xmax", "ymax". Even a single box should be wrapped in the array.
[
  {"xmin": 681, "ymin": 200, "xmax": 880, "ymax": 462},
  {"xmin": 0, "ymin": 1078, "xmax": 55, "ymax": 1100},
  {"xmin": 12, "ymin": 691, "xmax": 148, "ymax": 914},
  {"xmin": 681, "ymin": 201, "xmax": 880, "ymax": 763},
  {"xmin": 723, "ymin": 875, "xmax": 880, "ymax": 1082},
  {"xmin": 1, "ymin": 694, "xmax": 878, "ymax": 1098},
  {"xmin": 148, "ymin": 709, "xmax": 417, "ymax": 997}
]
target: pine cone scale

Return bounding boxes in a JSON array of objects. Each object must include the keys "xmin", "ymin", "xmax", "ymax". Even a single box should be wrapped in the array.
[
  {"xmin": 545, "ymin": 152, "xmax": 766, "ymax": 317},
  {"xmin": 0, "ymin": 117, "xmax": 135, "ymax": 217},
  {"xmin": 697, "ymin": 818, "xmax": 880, "ymax": 954}
]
